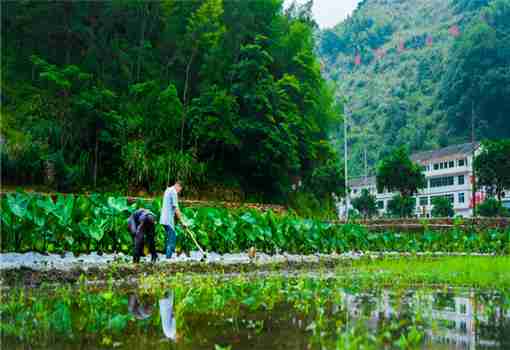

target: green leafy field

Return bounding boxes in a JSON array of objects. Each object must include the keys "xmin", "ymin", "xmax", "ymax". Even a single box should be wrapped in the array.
[{"xmin": 2, "ymin": 191, "xmax": 509, "ymax": 255}]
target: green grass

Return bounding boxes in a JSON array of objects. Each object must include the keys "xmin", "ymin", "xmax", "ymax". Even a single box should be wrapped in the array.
[{"xmin": 337, "ymin": 256, "xmax": 510, "ymax": 289}]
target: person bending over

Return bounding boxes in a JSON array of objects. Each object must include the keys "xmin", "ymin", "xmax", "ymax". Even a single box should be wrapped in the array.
[{"xmin": 127, "ymin": 208, "xmax": 157, "ymax": 263}]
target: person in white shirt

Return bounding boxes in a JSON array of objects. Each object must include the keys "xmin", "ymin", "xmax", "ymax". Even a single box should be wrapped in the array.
[{"xmin": 160, "ymin": 181, "xmax": 187, "ymax": 258}]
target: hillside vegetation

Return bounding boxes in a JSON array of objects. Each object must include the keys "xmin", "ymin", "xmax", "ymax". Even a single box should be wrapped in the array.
[
  {"xmin": 1, "ymin": 0, "xmax": 342, "ymax": 203},
  {"xmin": 319, "ymin": 0, "xmax": 510, "ymax": 177}
]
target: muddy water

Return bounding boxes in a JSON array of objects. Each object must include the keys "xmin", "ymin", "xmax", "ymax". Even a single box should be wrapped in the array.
[{"xmin": 2, "ymin": 275, "xmax": 509, "ymax": 349}]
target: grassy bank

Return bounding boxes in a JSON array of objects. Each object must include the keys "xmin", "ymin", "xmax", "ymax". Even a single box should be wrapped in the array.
[{"xmin": 340, "ymin": 255, "xmax": 510, "ymax": 290}]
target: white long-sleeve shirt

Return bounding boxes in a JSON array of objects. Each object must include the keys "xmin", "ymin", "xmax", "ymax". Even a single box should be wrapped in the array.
[{"xmin": 160, "ymin": 186, "xmax": 179, "ymax": 227}]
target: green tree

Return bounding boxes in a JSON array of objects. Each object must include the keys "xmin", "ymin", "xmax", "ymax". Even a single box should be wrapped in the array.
[
  {"xmin": 179, "ymin": 0, "xmax": 225, "ymax": 150},
  {"xmin": 309, "ymin": 160, "xmax": 345, "ymax": 199},
  {"xmin": 1, "ymin": 0, "xmax": 340, "ymax": 200},
  {"xmin": 387, "ymin": 194, "xmax": 416, "ymax": 218},
  {"xmin": 377, "ymin": 147, "xmax": 425, "ymax": 217},
  {"xmin": 352, "ymin": 189, "xmax": 377, "ymax": 218},
  {"xmin": 477, "ymin": 198, "xmax": 509, "ymax": 217},
  {"xmin": 376, "ymin": 147, "xmax": 426, "ymax": 216},
  {"xmin": 441, "ymin": 0, "xmax": 510, "ymax": 140},
  {"xmin": 431, "ymin": 197, "xmax": 455, "ymax": 217},
  {"xmin": 474, "ymin": 140, "xmax": 510, "ymax": 201}
]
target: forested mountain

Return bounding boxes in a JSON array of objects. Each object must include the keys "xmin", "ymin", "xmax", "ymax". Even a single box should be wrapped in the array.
[
  {"xmin": 1, "ymin": 0, "xmax": 342, "ymax": 202},
  {"xmin": 318, "ymin": 0, "xmax": 510, "ymax": 177}
]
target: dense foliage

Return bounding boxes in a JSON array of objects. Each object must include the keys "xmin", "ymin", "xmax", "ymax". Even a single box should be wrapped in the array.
[
  {"xmin": 1, "ymin": 0, "xmax": 340, "ymax": 201},
  {"xmin": 387, "ymin": 194, "xmax": 416, "ymax": 218},
  {"xmin": 376, "ymin": 147, "xmax": 426, "ymax": 197},
  {"xmin": 477, "ymin": 198, "xmax": 510, "ymax": 217},
  {"xmin": 431, "ymin": 196, "xmax": 455, "ymax": 218},
  {"xmin": 2, "ymin": 191, "xmax": 509, "ymax": 255},
  {"xmin": 474, "ymin": 139, "xmax": 510, "ymax": 200},
  {"xmin": 351, "ymin": 189, "xmax": 377, "ymax": 218},
  {"xmin": 441, "ymin": 0, "xmax": 510, "ymax": 141},
  {"xmin": 318, "ymin": 0, "xmax": 510, "ymax": 178}
]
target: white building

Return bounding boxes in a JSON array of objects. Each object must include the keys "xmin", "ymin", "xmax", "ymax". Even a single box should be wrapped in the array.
[{"xmin": 349, "ymin": 142, "xmax": 489, "ymax": 218}]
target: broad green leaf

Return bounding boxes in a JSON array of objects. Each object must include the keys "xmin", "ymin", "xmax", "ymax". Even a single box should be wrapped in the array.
[
  {"xmin": 6, "ymin": 193, "xmax": 30, "ymax": 218},
  {"xmin": 107, "ymin": 196, "xmax": 129, "ymax": 213},
  {"xmin": 37, "ymin": 197, "xmax": 56, "ymax": 215}
]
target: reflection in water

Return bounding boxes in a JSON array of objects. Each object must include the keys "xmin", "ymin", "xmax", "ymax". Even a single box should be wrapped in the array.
[
  {"xmin": 341, "ymin": 289, "xmax": 510, "ymax": 350},
  {"xmin": 2, "ymin": 279, "xmax": 509, "ymax": 350},
  {"xmin": 159, "ymin": 290, "xmax": 176, "ymax": 340},
  {"xmin": 128, "ymin": 294, "xmax": 153, "ymax": 320},
  {"xmin": 128, "ymin": 289, "xmax": 177, "ymax": 341}
]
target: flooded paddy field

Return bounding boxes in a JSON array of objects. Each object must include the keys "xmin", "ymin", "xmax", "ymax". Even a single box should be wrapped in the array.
[{"xmin": 2, "ymin": 256, "xmax": 509, "ymax": 349}]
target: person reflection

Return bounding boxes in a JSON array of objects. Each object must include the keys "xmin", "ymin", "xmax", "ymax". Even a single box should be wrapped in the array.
[
  {"xmin": 128, "ymin": 294, "xmax": 153, "ymax": 320},
  {"xmin": 159, "ymin": 290, "xmax": 176, "ymax": 340}
]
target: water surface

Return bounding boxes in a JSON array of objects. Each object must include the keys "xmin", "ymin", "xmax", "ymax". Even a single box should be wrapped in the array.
[{"xmin": 2, "ymin": 274, "xmax": 509, "ymax": 349}]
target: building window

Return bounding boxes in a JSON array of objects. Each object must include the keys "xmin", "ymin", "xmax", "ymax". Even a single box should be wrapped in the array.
[
  {"xmin": 430, "ymin": 176, "xmax": 455, "ymax": 188},
  {"xmin": 449, "ymin": 160, "xmax": 455, "ymax": 168},
  {"xmin": 459, "ymin": 304, "xmax": 467, "ymax": 314},
  {"xmin": 433, "ymin": 163, "xmax": 439, "ymax": 170},
  {"xmin": 377, "ymin": 200, "xmax": 384, "ymax": 209},
  {"xmin": 419, "ymin": 197, "xmax": 428, "ymax": 206},
  {"xmin": 440, "ymin": 162, "xmax": 444, "ymax": 169},
  {"xmin": 458, "ymin": 175, "xmax": 465, "ymax": 185},
  {"xmin": 458, "ymin": 159, "xmax": 465, "ymax": 167},
  {"xmin": 458, "ymin": 192, "xmax": 465, "ymax": 203},
  {"xmin": 353, "ymin": 189, "xmax": 357, "ymax": 194}
]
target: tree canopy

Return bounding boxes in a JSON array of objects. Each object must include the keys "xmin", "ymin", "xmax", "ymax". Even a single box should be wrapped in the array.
[
  {"xmin": 477, "ymin": 198, "xmax": 509, "ymax": 217},
  {"xmin": 441, "ymin": 0, "xmax": 510, "ymax": 140},
  {"xmin": 376, "ymin": 147, "xmax": 426, "ymax": 198},
  {"xmin": 474, "ymin": 140, "xmax": 510, "ymax": 200},
  {"xmin": 431, "ymin": 197, "xmax": 455, "ymax": 218},
  {"xmin": 1, "ymin": 0, "xmax": 340, "ymax": 201},
  {"xmin": 387, "ymin": 194, "xmax": 416, "ymax": 218},
  {"xmin": 351, "ymin": 189, "xmax": 377, "ymax": 218}
]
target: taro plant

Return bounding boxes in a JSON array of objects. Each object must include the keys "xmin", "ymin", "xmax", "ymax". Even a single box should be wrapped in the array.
[
  {"xmin": 1, "ymin": 190, "xmax": 510, "ymax": 255},
  {"xmin": 3, "ymin": 192, "xmax": 32, "ymax": 251},
  {"xmin": 36, "ymin": 194, "xmax": 76, "ymax": 253}
]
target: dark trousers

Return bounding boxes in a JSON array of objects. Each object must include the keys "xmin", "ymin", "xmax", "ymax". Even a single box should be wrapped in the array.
[{"xmin": 128, "ymin": 218, "xmax": 157, "ymax": 263}]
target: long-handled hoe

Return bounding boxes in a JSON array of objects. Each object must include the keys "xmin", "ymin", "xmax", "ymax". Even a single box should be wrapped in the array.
[{"xmin": 184, "ymin": 227, "xmax": 207, "ymax": 262}]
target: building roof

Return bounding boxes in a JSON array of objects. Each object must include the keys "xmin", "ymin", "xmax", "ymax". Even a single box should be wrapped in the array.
[
  {"xmin": 349, "ymin": 176, "xmax": 376, "ymax": 188},
  {"xmin": 411, "ymin": 142, "xmax": 479, "ymax": 163}
]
